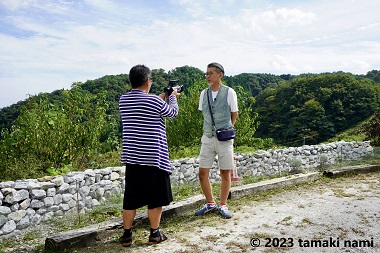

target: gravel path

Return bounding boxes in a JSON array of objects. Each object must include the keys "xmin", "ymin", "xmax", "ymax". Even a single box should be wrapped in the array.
[
  {"xmin": 71, "ymin": 171, "xmax": 380, "ymax": 253},
  {"xmin": 3, "ymin": 171, "xmax": 379, "ymax": 253}
]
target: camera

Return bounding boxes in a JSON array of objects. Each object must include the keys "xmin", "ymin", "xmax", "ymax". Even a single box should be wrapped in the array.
[{"xmin": 164, "ymin": 80, "xmax": 184, "ymax": 96}]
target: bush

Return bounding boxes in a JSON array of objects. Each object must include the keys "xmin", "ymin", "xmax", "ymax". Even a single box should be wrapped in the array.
[{"xmin": 0, "ymin": 88, "xmax": 109, "ymax": 181}]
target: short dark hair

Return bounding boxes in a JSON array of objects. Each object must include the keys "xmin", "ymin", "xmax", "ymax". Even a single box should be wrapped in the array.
[
  {"xmin": 207, "ymin": 62, "xmax": 224, "ymax": 74},
  {"xmin": 129, "ymin": 64, "xmax": 151, "ymax": 88}
]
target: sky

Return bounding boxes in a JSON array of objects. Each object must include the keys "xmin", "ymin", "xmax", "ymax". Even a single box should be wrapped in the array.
[{"xmin": 1, "ymin": 0, "xmax": 380, "ymax": 109}]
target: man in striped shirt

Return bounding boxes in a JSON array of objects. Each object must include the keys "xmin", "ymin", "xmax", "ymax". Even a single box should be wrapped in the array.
[{"xmin": 119, "ymin": 64, "xmax": 180, "ymax": 246}]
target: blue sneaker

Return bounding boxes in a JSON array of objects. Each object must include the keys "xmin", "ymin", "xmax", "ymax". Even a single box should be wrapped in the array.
[
  {"xmin": 195, "ymin": 203, "xmax": 218, "ymax": 215},
  {"xmin": 218, "ymin": 205, "xmax": 232, "ymax": 219}
]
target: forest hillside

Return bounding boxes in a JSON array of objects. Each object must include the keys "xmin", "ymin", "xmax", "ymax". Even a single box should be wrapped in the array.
[{"xmin": 1, "ymin": 67, "xmax": 380, "ymax": 180}]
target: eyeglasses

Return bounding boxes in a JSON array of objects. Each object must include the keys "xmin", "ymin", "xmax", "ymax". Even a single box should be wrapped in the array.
[
  {"xmin": 149, "ymin": 77, "xmax": 153, "ymax": 82},
  {"xmin": 204, "ymin": 71, "xmax": 216, "ymax": 76}
]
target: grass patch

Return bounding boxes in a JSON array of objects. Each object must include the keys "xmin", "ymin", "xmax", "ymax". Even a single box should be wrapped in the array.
[
  {"xmin": 172, "ymin": 182, "xmax": 202, "ymax": 200},
  {"xmin": 333, "ymin": 188, "xmax": 356, "ymax": 198},
  {"xmin": 302, "ymin": 218, "xmax": 313, "ymax": 224},
  {"xmin": 169, "ymin": 145, "xmax": 200, "ymax": 160}
]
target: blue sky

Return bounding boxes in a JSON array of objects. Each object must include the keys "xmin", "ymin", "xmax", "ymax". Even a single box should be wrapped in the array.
[{"xmin": 1, "ymin": 0, "xmax": 379, "ymax": 108}]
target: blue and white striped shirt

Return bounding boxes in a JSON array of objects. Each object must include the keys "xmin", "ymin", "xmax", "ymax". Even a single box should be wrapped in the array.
[{"xmin": 119, "ymin": 90, "xmax": 178, "ymax": 174}]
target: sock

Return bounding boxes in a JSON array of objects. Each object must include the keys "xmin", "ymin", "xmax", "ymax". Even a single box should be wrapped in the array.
[
  {"xmin": 150, "ymin": 227, "xmax": 160, "ymax": 237},
  {"xmin": 123, "ymin": 228, "xmax": 132, "ymax": 237},
  {"xmin": 207, "ymin": 201, "xmax": 216, "ymax": 206},
  {"xmin": 220, "ymin": 203, "xmax": 226, "ymax": 207}
]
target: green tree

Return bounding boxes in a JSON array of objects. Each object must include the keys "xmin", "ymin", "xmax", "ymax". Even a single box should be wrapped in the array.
[
  {"xmin": 254, "ymin": 73, "xmax": 380, "ymax": 145},
  {"xmin": 0, "ymin": 88, "xmax": 108, "ymax": 181},
  {"xmin": 233, "ymin": 86, "xmax": 259, "ymax": 146},
  {"xmin": 166, "ymin": 80, "xmax": 205, "ymax": 151},
  {"xmin": 363, "ymin": 112, "xmax": 380, "ymax": 145}
]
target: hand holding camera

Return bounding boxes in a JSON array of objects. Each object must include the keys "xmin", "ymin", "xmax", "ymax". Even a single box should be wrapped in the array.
[
  {"xmin": 161, "ymin": 80, "xmax": 183, "ymax": 100},
  {"xmin": 170, "ymin": 89, "xmax": 180, "ymax": 98}
]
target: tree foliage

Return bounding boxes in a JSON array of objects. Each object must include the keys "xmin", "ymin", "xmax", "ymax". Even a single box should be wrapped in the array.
[
  {"xmin": 0, "ymin": 87, "xmax": 108, "ymax": 180},
  {"xmin": 224, "ymin": 73, "xmax": 284, "ymax": 96},
  {"xmin": 232, "ymin": 86, "xmax": 259, "ymax": 146},
  {"xmin": 1, "ymin": 67, "xmax": 380, "ymax": 181},
  {"xmin": 166, "ymin": 81, "xmax": 205, "ymax": 150},
  {"xmin": 253, "ymin": 73, "xmax": 380, "ymax": 145},
  {"xmin": 363, "ymin": 112, "xmax": 380, "ymax": 145}
]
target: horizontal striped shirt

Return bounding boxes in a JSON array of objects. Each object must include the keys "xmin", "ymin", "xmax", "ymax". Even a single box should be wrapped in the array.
[{"xmin": 119, "ymin": 90, "xmax": 178, "ymax": 173}]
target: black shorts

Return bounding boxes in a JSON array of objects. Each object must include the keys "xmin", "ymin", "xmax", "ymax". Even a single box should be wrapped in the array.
[{"xmin": 123, "ymin": 163, "xmax": 173, "ymax": 210}]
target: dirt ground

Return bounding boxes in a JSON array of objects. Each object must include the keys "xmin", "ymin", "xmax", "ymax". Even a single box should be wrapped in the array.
[
  {"xmin": 70, "ymin": 171, "xmax": 380, "ymax": 253},
  {"xmin": 3, "ymin": 171, "xmax": 378, "ymax": 252}
]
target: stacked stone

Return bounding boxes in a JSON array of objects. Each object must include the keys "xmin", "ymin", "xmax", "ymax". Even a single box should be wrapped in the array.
[
  {"xmin": 0, "ymin": 141, "xmax": 373, "ymax": 236},
  {"xmin": 170, "ymin": 141, "xmax": 373, "ymax": 183},
  {"xmin": 0, "ymin": 167, "xmax": 125, "ymax": 236},
  {"xmin": 234, "ymin": 141, "xmax": 373, "ymax": 177}
]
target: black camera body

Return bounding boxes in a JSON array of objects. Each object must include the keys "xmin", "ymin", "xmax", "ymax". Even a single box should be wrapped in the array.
[{"xmin": 164, "ymin": 80, "xmax": 184, "ymax": 96}]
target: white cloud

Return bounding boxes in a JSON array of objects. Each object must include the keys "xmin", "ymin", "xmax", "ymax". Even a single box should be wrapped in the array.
[
  {"xmin": 358, "ymin": 22, "xmax": 380, "ymax": 31},
  {"xmin": 270, "ymin": 54, "xmax": 299, "ymax": 73},
  {"xmin": 0, "ymin": 0, "xmax": 36, "ymax": 11},
  {"xmin": 1, "ymin": 0, "xmax": 380, "ymax": 108},
  {"xmin": 351, "ymin": 60, "xmax": 371, "ymax": 71}
]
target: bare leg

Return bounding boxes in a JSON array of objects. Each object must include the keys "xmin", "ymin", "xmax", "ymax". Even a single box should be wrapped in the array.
[
  {"xmin": 199, "ymin": 168, "xmax": 214, "ymax": 202},
  {"xmin": 219, "ymin": 170, "xmax": 231, "ymax": 205},
  {"xmin": 123, "ymin": 209, "xmax": 136, "ymax": 229},
  {"xmin": 148, "ymin": 207, "xmax": 163, "ymax": 229}
]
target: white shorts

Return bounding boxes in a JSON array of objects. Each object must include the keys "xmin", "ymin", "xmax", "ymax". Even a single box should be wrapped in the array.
[{"xmin": 199, "ymin": 135, "xmax": 234, "ymax": 170}]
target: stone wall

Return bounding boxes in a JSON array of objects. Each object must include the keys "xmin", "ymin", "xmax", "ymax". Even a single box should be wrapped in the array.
[
  {"xmin": 0, "ymin": 141, "xmax": 373, "ymax": 236},
  {"xmin": 171, "ymin": 140, "xmax": 373, "ymax": 184}
]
